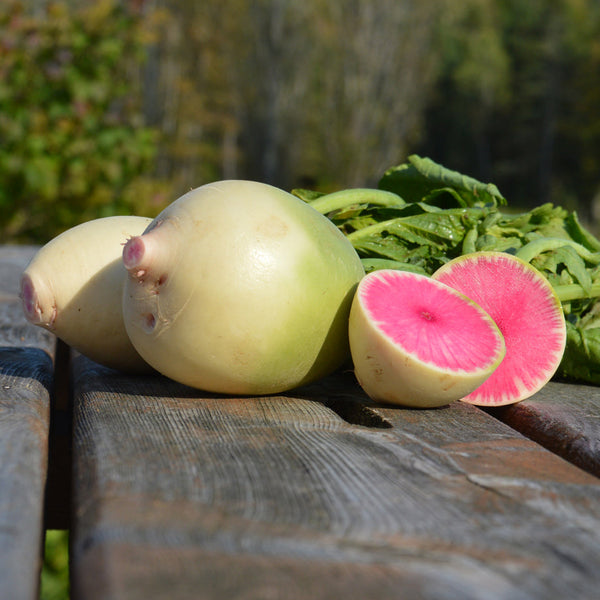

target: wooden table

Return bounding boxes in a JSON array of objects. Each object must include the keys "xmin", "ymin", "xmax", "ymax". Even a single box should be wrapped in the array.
[{"xmin": 2, "ymin": 244, "xmax": 600, "ymax": 600}]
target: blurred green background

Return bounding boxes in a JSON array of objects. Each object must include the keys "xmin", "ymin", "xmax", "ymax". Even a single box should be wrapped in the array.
[
  {"xmin": 41, "ymin": 531, "xmax": 69, "ymax": 600},
  {"xmin": 2, "ymin": 0, "xmax": 598, "ymax": 597},
  {"xmin": 4, "ymin": 0, "xmax": 600, "ymax": 246}
]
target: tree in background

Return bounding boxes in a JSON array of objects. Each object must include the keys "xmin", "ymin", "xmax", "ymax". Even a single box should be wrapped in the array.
[
  {"xmin": 139, "ymin": 0, "xmax": 446, "ymax": 192},
  {"xmin": 417, "ymin": 0, "xmax": 600, "ymax": 217},
  {"xmin": 556, "ymin": 0, "xmax": 600, "ymax": 220},
  {"xmin": 312, "ymin": 0, "xmax": 442, "ymax": 188},
  {"xmin": 419, "ymin": 0, "xmax": 510, "ymax": 180},
  {"xmin": 4, "ymin": 0, "xmax": 600, "ymax": 242}
]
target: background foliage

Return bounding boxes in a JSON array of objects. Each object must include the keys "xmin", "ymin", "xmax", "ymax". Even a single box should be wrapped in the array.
[
  {"xmin": 421, "ymin": 0, "xmax": 600, "ymax": 221},
  {"xmin": 0, "ymin": 0, "xmax": 167, "ymax": 241},
  {"xmin": 40, "ymin": 530, "xmax": 69, "ymax": 600},
  {"xmin": 3, "ymin": 0, "xmax": 600, "ymax": 245}
]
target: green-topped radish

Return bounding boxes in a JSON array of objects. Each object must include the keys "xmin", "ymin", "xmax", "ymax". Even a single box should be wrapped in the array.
[
  {"xmin": 20, "ymin": 216, "xmax": 153, "ymax": 372},
  {"xmin": 348, "ymin": 269, "xmax": 506, "ymax": 408},
  {"xmin": 432, "ymin": 251, "xmax": 567, "ymax": 406},
  {"xmin": 121, "ymin": 180, "xmax": 365, "ymax": 395}
]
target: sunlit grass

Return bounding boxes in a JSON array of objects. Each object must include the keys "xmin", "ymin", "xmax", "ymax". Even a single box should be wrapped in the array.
[{"xmin": 40, "ymin": 530, "xmax": 69, "ymax": 600}]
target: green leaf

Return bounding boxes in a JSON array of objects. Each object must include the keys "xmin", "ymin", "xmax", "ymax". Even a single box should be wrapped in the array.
[
  {"xmin": 564, "ymin": 212, "xmax": 600, "ymax": 252},
  {"xmin": 361, "ymin": 258, "xmax": 428, "ymax": 274},
  {"xmin": 557, "ymin": 321, "xmax": 600, "ymax": 385},
  {"xmin": 517, "ymin": 237, "xmax": 600, "ymax": 265},
  {"xmin": 378, "ymin": 154, "xmax": 506, "ymax": 208},
  {"xmin": 351, "ymin": 236, "xmax": 413, "ymax": 262},
  {"xmin": 291, "ymin": 188, "xmax": 325, "ymax": 202},
  {"xmin": 532, "ymin": 246, "xmax": 592, "ymax": 294},
  {"xmin": 336, "ymin": 214, "xmax": 380, "ymax": 232},
  {"xmin": 420, "ymin": 186, "xmax": 471, "ymax": 208},
  {"xmin": 475, "ymin": 234, "xmax": 522, "ymax": 253},
  {"xmin": 348, "ymin": 211, "xmax": 465, "ymax": 250}
]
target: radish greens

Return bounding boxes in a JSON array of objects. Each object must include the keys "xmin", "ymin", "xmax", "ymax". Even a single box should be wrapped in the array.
[{"xmin": 292, "ymin": 154, "xmax": 600, "ymax": 386}]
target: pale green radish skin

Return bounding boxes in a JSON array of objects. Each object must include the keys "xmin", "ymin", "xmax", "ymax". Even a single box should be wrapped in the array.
[
  {"xmin": 349, "ymin": 270, "xmax": 506, "ymax": 408},
  {"xmin": 432, "ymin": 251, "xmax": 567, "ymax": 406},
  {"xmin": 122, "ymin": 180, "xmax": 365, "ymax": 395},
  {"xmin": 20, "ymin": 216, "xmax": 153, "ymax": 372}
]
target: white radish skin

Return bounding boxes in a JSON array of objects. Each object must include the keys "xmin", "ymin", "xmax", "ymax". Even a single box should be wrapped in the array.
[
  {"xmin": 21, "ymin": 216, "xmax": 153, "ymax": 372},
  {"xmin": 121, "ymin": 180, "xmax": 365, "ymax": 395},
  {"xmin": 349, "ymin": 271, "xmax": 506, "ymax": 408}
]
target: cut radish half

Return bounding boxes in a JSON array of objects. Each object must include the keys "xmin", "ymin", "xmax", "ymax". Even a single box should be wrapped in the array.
[
  {"xmin": 348, "ymin": 270, "xmax": 506, "ymax": 408},
  {"xmin": 432, "ymin": 251, "xmax": 566, "ymax": 406}
]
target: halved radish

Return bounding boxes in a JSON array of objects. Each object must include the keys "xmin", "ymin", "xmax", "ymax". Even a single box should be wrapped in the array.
[
  {"xmin": 348, "ymin": 269, "xmax": 506, "ymax": 408},
  {"xmin": 432, "ymin": 251, "xmax": 566, "ymax": 406}
]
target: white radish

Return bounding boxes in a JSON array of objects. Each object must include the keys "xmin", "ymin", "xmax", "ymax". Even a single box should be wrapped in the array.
[
  {"xmin": 121, "ymin": 180, "xmax": 365, "ymax": 395},
  {"xmin": 21, "ymin": 216, "xmax": 153, "ymax": 372}
]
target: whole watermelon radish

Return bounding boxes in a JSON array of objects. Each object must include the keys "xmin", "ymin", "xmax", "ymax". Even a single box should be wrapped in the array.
[{"xmin": 121, "ymin": 180, "xmax": 365, "ymax": 395}]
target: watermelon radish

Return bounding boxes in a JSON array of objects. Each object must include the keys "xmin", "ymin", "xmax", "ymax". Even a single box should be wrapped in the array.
[
  {"xmin": 432, "ymin": 251, "xmax": 567, "ymax": 406},
  {"xmin": 348, "ymin": 269, "xmax": 506, "ymax": 408},
  {"xmin": 121, "ymin": 180, "xmax": 365, "ymax": 395},
  {"xmin": 20, "ymin": 216, "xmax": 153, "ymax": 372}
]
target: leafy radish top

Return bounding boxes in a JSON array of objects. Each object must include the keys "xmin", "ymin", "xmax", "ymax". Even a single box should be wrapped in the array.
[{"xmin": 293, "ymin": 155, "xmax": 600, "ymax": 386}]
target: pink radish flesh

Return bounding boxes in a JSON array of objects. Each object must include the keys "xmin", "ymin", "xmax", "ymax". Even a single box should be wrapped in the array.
[
  {"xmin": 362, "ymin": 271, "xmax": 502, "ymax": 372},
  {"xmin": 349, "ymin": 269, "xmax": 505, "ymax": 408},
  {"xmin": 433, "ymin": 253, "xmax": 566, "ymax": 406}
]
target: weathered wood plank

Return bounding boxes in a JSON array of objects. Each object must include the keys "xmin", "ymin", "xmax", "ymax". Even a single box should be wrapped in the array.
[
  {"xmin": 487, "ymin": 381, "xmax": 600, "ymax": 477},
  {"xmin": 0, "ymin": 246, "xmax": 54, "ymax": 600},
  {"xmin": 70, "ymin": 360, "xmax": 600, "ymax": 600}
]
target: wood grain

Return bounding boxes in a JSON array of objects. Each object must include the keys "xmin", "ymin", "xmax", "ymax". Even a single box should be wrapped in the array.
[
  {"xmin": 487, "ymin": 381, "xmax": 600, "ymax": 477},
  {"xmin": 70, "ymin": 360, "xmax": 600, "ymax": 600},
  {"xmin": 0, "ymin": 246, "xmax": 54, "ymax": 600}
]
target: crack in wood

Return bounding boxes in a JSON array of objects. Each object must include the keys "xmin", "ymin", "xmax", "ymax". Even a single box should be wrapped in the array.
[{"xmin": 318, "ymin": 396, "xmax": 393, "ymax": 429}]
